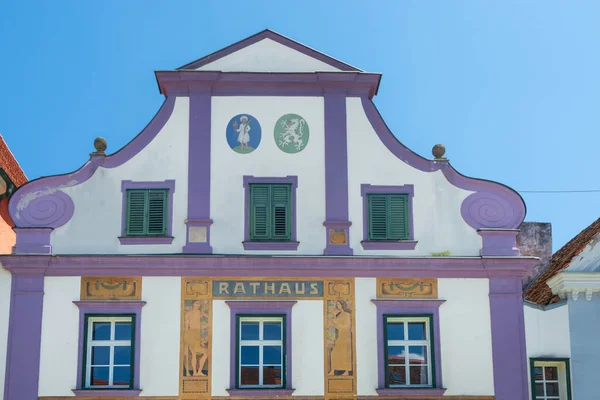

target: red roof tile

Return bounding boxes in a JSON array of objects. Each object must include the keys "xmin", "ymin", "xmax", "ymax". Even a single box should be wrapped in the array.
[{"xmin": 0, "ymin": 134, "xmax": 27, "ymax": 187}]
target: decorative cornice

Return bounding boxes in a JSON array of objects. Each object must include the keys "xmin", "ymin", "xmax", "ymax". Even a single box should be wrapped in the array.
[
  {"xmin": 8, "ymin": 97, "xmax": 176, "ymax": 231},
  {"xmin": 155, "ymin": 71, "xmax": 381, "ymax": 99},
  {"xmin": 547, "ymin": 272, "xmax": 600, "ymax": 301}
]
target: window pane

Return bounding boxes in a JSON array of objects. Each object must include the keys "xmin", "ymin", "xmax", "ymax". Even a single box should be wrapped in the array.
[
  {"xmin": 408, "ymin": 322, "xmax": 426, "ymax": 340},
  {"xmin": 114, "ymin": 346, "xmax": 131, "ymax": 365},
  {"xmin": 91, "ymin": 366, "xmax": 109, "ymax": 386},
  {"xmin": 240, "ymin": 366, "xmax": 259, "ymax": 385},
  {"xmin": 113, "ymin": 366, "xmax": 131, "ymax": 386},
  {"xmin": 241, "ymin": 322, "xmax": 259, "ymax": 340},
  {"xmin": 534, "ymin": 366, "xmax": 543, "ymax": 380},
  {"xmin": 387, "ymin": 346, "xmax": 405, "ymax": 365},
  {"xmin": 263, "ymin": 346, "xmax": 282, "ymax": 365},
  {"xmin": 545, "ymin": 366, "xmax": 558, "ymax": 380},
  {"xmin": 263, "ymin": 322, "xmax": 282, "ymax": 340},
  {"xmin": 408, "ymin": 346, "xmax": 427, "ymax": 365},
  {"xmin": 263, "ymin": 366, "xmax": 282, "ymax": 385},
  {"xmin": 91, "ymin": 346, "xmax": 110, "ymax": 365},
  {"xmin": 388, "ymin": 365, "xmax": 406, "ymax": 385},
  {"xmin": 535, "ymin": 383, "xmax": 544, "ymax": 395},
  {"xmin": 545, "ymin": 382, "xmax": 559, "ymax": 396},
  {"xmin": 409, "ymin": 366, "xmax": 428, "ymax": 385},
  {"xmin": 241, "ymin": 346, "xmax": 259, "ymax": 364},
  {"xmin": 92, "ymin": 322, "xmax": 111, "ymax": 340},
  {"xmin": 115, "ymin": 322, "xmax": 132, "ymax": 340},
  {"xmin": 386, "ymin": 322, "xmax": 404, "ymax": 341}
]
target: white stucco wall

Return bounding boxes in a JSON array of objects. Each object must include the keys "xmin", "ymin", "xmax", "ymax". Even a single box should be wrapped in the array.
[
  {"xmin": 51, "ymin": 97, "xmax": 190, "ymax": 254},
  {"xmin": 438, "ymin": 278, "xmax": 494, "ymax": 395},
  {"xmin": 38, "ymin": 277, "xmax": 80, "ymax": 397},
  {"xmin": 346, "ymin": 97, "xmax": 481, "ymax": 256},
  {"xmin": 210, "ymin": 96, "xmax": 326, "ymax": 255},
  {"xmin": 355, "ymin": 278, "xmax": 378, "ymax": 396},
  {"xmin": 196, "ymin": 38, "xmax": 341, "ymax": 73},
  {"xmin": 0, "ymin": 267, "xmax": 12, "ymax": 400},
  {"xmin": 211, "ymin": 300, "xmax": 231, "ymax": 397},
  {"xmin": 524, "ymin": 302, "xmax": 571, "ymax": 358},
  {"xmin": 139, "ymin": 277, "xmax": 180, "ymax": 396}
]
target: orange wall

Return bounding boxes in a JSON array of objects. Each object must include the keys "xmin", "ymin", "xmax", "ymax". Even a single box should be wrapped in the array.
[{"xmin": 0, "ymin": 198, "xmax": 14, "ymax": 254}]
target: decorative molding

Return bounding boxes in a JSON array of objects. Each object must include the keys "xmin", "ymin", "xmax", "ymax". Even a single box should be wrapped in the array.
[
  {"xmin": 376, "ymin": 278, "xmax": 438, "ymax": 299},
  {"xmin": 80, "ymin": 277, "xmax": 142, "ymax": 300},
  {"xmin": 547, "ymin": 272, "xmax": 600, "ymax": 302},
  {"xmin": 72, "ymin": 389, "xmax": 141, "ymax": 397},
  {"xmin": 477, "ymin": 229, "xmax": 520, "ymax": 256}
]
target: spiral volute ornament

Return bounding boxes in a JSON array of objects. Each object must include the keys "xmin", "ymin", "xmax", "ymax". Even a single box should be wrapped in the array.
[
  {"xmin": 16, "ymin": 191, "xmax": 75, "ymax": 228},
  {"xmin": 461, "ymin": 191, "xmax": 523, "ymax": 229}
]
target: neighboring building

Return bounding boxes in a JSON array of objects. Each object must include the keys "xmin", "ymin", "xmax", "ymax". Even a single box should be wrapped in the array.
[
  {"xmin": 524, "ymin": 218, "xmax": 600, "ymax": 400},
  {"xmin": 1, "ymin": 30, "xmax": 537, "ymax": 400}
]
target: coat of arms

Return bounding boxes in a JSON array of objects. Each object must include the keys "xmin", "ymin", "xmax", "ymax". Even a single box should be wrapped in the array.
[{"xmin": 274, "ymin": 114, "xmax": 310, "ymax": 153}]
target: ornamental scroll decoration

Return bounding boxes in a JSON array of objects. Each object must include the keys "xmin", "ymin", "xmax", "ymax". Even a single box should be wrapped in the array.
[
  {"xmin": 13, "ymin": 190, "xmax": 75, "ymax": 228},
  {"xmin": 460, "ymin": 191, "xmax": 525, "ymax": 230},
  {"xmin": 81, "ymin": 277, "xmax": 142, "ymax": 300},
  {"xmin": 377, "ymin": 278, "xmax": 438, "ymax": 299}
]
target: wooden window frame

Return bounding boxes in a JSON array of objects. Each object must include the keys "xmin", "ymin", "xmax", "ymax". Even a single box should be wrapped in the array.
[{"xmin": 529, "ymin": 358, "xmax": 572, "ymax": 400}]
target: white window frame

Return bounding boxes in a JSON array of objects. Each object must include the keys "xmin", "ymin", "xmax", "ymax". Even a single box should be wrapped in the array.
[
  {"xmin": 385, "ymin": 316, "xmax": 432, "ymax": 388},
  {"xmin": 238, "ymin": 316, "xmax": 284, "ymax": 388},
  {"xmin": 532, "ymin": 361, "xmax": 570, "ymax": 400},
  {"xmin": 85, "ymin": 316, "xmax": 133, "ymax": 389}
]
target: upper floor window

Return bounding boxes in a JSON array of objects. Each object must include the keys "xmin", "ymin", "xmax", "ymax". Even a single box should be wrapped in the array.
[
  {"xmin": 84, "ymin": 316, "xmax": 134, "ymax": 389},
  {"xmin": 125, "ymin": 189, "xmax": 168, "ymax": 236},
  {"xmin": 367, "ymin": 194, "xmax": 409, "ymax": 241},
  {"xmin": 249, "ymin": 184, "xmax": 292, "ymax": 241},
  {"xmin": 530, "ymin": 359, "xmax": 572, "ymax": 400}
]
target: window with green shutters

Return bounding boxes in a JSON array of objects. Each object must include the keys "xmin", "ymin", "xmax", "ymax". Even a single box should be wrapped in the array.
[
  {"xmin": 249, "ymin": 184, "xmax": 292, "ymax": 241},
  {"xmin": 125, "ymin": 189, "xmax": 168, "ymax": 236},
  {"xmin": 367, "ymin": 194, "xmax": 409, "ymax": 240}
]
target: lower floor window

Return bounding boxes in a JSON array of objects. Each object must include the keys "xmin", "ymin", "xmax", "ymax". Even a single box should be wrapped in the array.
[
  {"xmin": 84, "ymin": 315, "xmax": 134, "ymax": 389},
  {"xmin": 237, "ymin": 316, "xmax": 285, "ymax": 388},
  {"xmin": 531, "ymin": 359, "xmax": 572, "ymax": 400},
  {"xmin": 385, "ymin": 316, "xmax": 433, "ymax": 388}
]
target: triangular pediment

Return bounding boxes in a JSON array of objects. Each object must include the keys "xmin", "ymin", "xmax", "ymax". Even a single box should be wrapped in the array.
[{"xmin": 178, "ymin": 29, "xmax": 361, "ymax": 73}]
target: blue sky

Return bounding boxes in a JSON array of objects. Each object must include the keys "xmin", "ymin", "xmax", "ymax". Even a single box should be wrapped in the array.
[{"xmin": 1, "ymin": 1, "xmax": 598, "ymax": 250}]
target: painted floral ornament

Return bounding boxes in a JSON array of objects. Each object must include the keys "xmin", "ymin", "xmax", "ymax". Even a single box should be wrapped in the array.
[
  {"xmin": 274, "ymin": 114, "xmax": 309, "ymax": 154},
  {"xmin": 226, "ymin": 114, "xmax": 261, "ymax": 154}
]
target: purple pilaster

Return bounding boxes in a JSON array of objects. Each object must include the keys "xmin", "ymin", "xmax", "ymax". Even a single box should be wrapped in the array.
[
  {"xmin": 488, "ymin": 276, "xmax": 529, "ymax": 400},
  {"xmin": 4, "ymin": 272, "xmax": 44, "ymax": 400},
  {"xmin": 323, "ymin": 90, "xmax": 352, "ymax": 255},
  {"xmin": 183, "ymin": 94, "xmax": 213, "ymax": 253}
]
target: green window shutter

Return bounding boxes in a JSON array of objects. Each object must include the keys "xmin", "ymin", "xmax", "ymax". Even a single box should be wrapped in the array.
[
  {"xmin": 368, "ymin": 194, "xmax": 409, "ymax": 240},
  {"xmin": 126, "ymin": 190, "xmax": 147, "ymax": 236},
  {"xmin": 271, "ymin": 185, "xmax": 291, "ymax": 240},
  {"xmin": 250, "ymin": 185, "xmax": 271, "ymax": 240},
  {"xmin": 125, "ymin": 189, "xmax": 168, "ymax": 236},
  {"xmin": 388, "ymin": 194, "xmax": 409, "ymax": 240}
]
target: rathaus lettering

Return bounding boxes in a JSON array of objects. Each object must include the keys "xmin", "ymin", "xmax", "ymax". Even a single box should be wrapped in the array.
[{"xmin": 212, "ymin": 280, "xmax": 324, "ymax": 297}]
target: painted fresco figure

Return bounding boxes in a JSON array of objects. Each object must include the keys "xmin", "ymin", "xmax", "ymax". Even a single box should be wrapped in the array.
[
  {"xmin": 183, "ymin": 300, "xmax": 209, "ymax": 376},
  {"xmin": 233, "ymin": 115, "xmax": 251, "ymax": 151},
  {"xmin": 328, "ymin": 300, "xmax": 353, "ymax": 376}
]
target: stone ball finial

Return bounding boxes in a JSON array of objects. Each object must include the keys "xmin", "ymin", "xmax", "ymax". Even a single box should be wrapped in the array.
[
  {"xmin": 92, "ymin": 137, "xmax": 107, "ymax": 155},
  {"xmin": 432, "ymin": 143, "xmax": 446, "ymax": 160}
]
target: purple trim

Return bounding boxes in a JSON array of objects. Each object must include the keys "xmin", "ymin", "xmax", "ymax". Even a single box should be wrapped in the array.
[
  {"xmin": 226, "ymin": 389, "xmax": 295, "ymax": 397},
  {"xmin": 72, "ymin": 389, "xmax": 141, "ymax": 397},
  {"xmin": 225, "ymin": 301, "xmax": 296, "ymax": 390},
  {"xmin": 73, "ymin": 301, "xmax": 146, "ymax": 391},
  {"xmin": 0, "ymin": 255, "xmax": 538, "ymax": 278},
  {"xmin": 359, "ymin": 97, "xmax": 526, "ymax": 232},
  {"xmin": 360, "ymin": 184, "xmax": 416, "ymax": 250},
  {"xmin": 9, "ymin": 97, "xmax": 176, "ymax": 234},
  {"xmin": 12, "ymin": 227, "xmax": 53, "ymax": 254},
  {"xmin": 243, "ymin": 176, "xmax": 298, "ymax": 250},
  {"xmin": 119, "ymin": 180, "xmax": 175, "ymax": 245},
  {"xmin": 376, "ymin": 388, "xmax": 447, "ymax": 396},
  {"xmin": 183, "ymin": 94, "xmax": 213, "ymax": 254},
  {"xmin": 488, "ymin": 277, "xmax": 529, "ymax": 400},
  {"xmin": 323, "ymin": 93, "xmax": 353, "ymax": 255},
  {"xmin": 156, "ymin": 71, "xmax": 380, "ymax": 99},
  {"xmin": 3, "ymin": 273, "xmax": 44, "ymax": 400},
  {"xmin": 372, "ymin": 300, "xmax": 445, "ymax": 391},
  {"xmin": 178, "ymin": 29, "xmax": 361, "ymax": 72},
  {"xmin": 478, "ymin": 229, "xmax": 520, "ymax": 256}
]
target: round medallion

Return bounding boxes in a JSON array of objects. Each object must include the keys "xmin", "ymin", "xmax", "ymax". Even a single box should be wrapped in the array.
[
  {"xmin": 226, "ymin": 114, "xmax": 261, "ymax": 154},
  {"xmin": 274, "ymin": 114, "xmax": 310, "ymax": 154}
]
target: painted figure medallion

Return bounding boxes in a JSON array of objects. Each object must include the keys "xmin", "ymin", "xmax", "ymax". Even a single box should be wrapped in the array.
[{"xmin": 226, "ymin": 114, "xmax": 261, "ymax": 154}]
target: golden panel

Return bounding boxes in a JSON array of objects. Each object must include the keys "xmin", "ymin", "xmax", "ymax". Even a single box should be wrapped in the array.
[
  {"xmin": 329, "ymin": 229, "xmax": 347, "ymax": 245},
  {"xmin": 80, "ymin": 277, "xmax": 141, "ymax": 300},
  {"xmin": 180, "ymin": 278, "xmax": 212, "ymax": 399},
  {"xmin": 377, "ymin": 278, "xmax": 438, "ymax": 299},
  {"xmin": 324, "ymin": 279, "xmax": 356, "ymax": 397}
]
